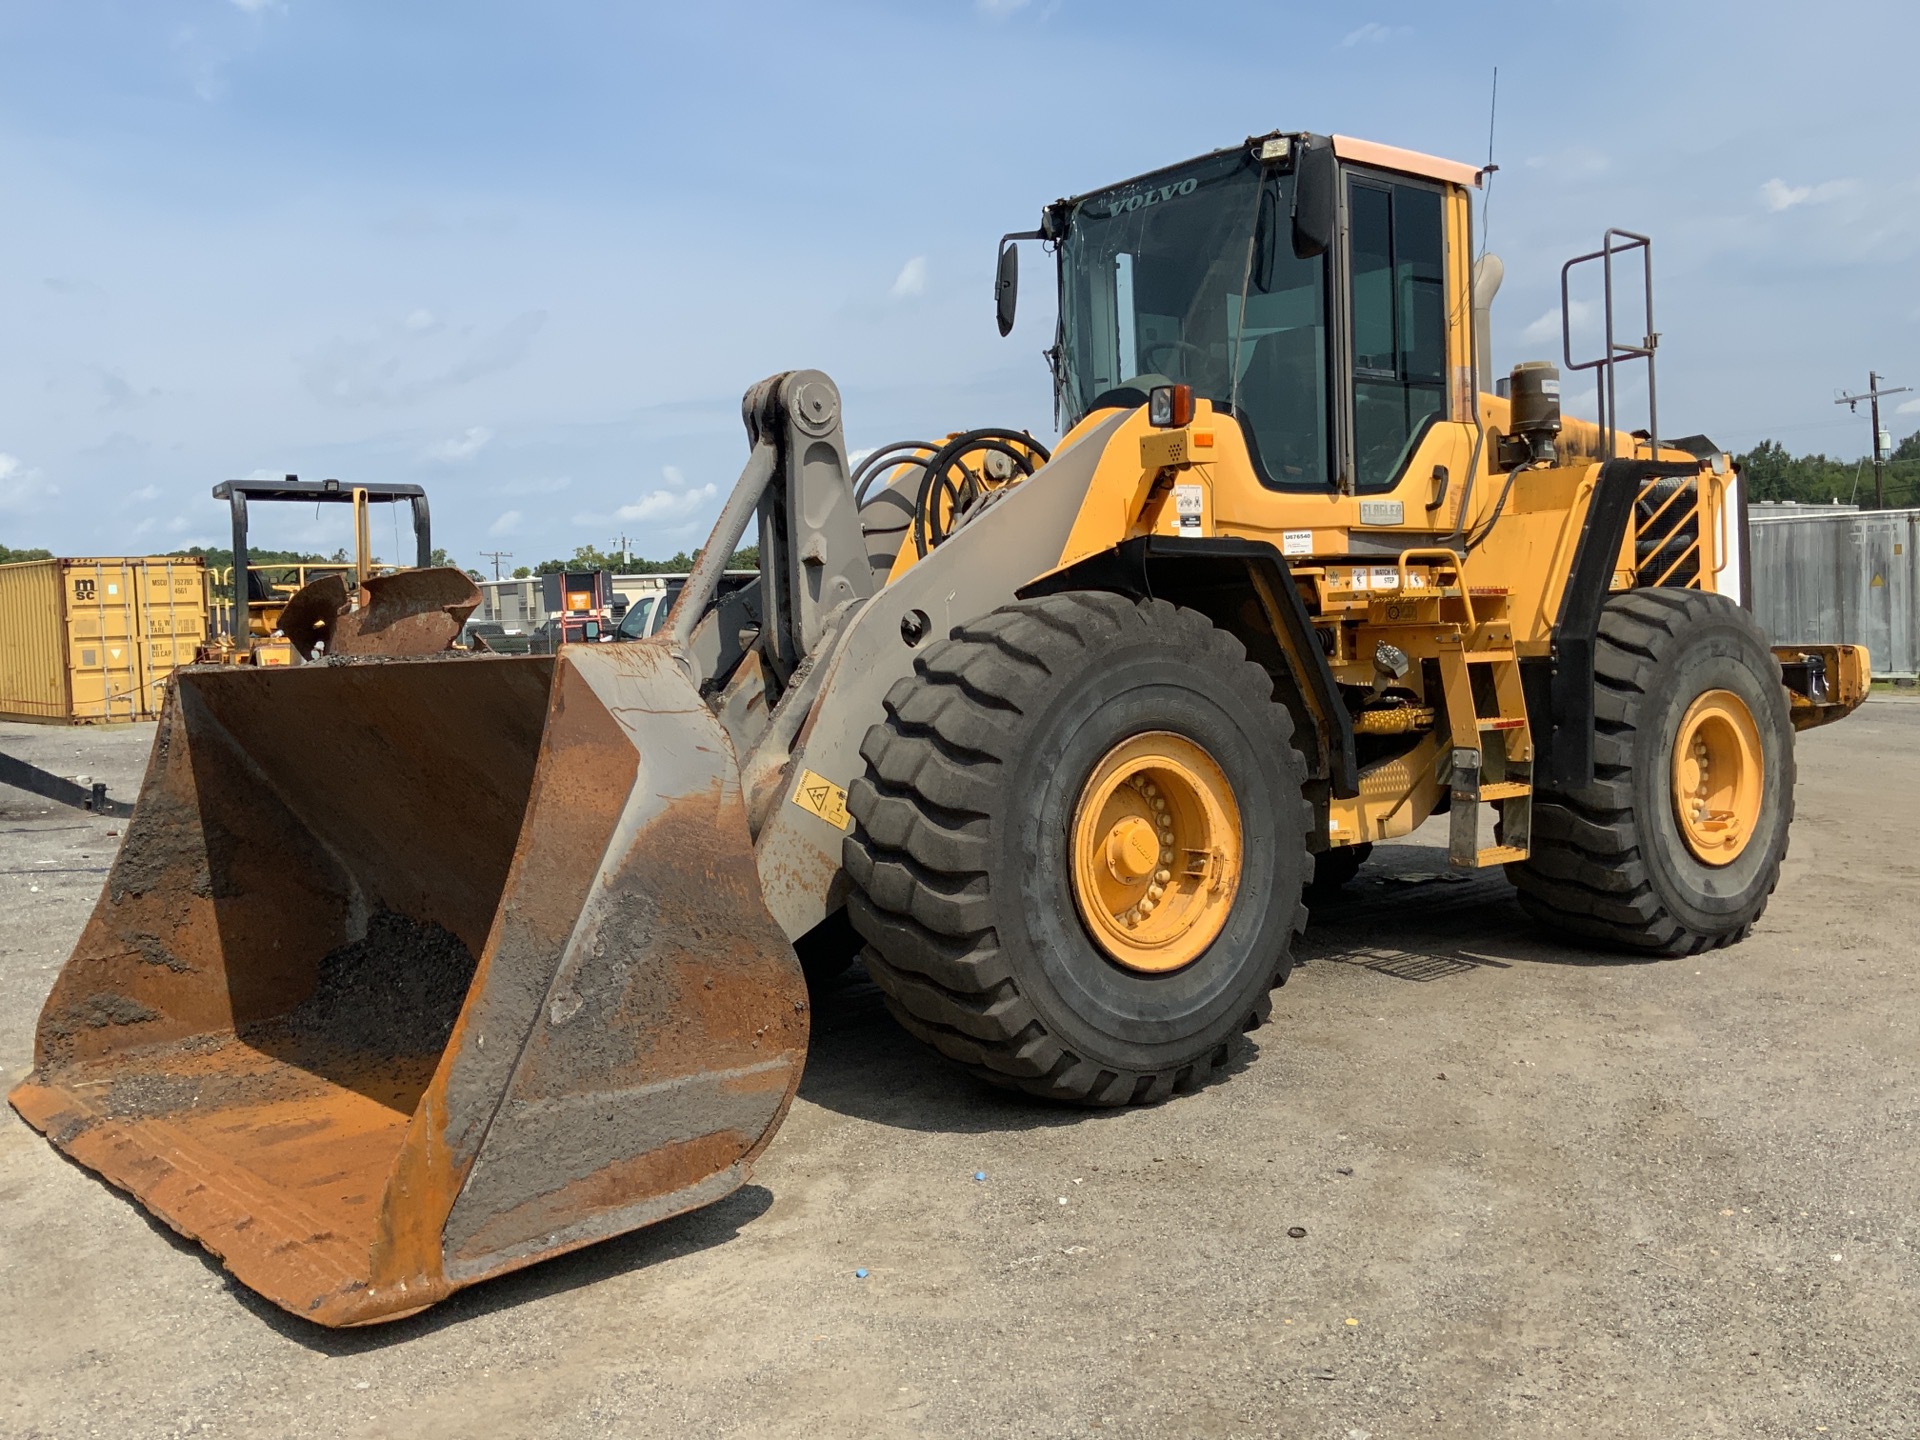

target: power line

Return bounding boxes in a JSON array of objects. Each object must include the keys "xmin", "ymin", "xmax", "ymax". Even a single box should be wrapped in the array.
[
  {"xmin": 1836, "ymin": 372, "xmax": 1911, "ymax": 509},
  {"xmin": 479, "ymin": 549, "xmax": 513, "ymax": 580}
]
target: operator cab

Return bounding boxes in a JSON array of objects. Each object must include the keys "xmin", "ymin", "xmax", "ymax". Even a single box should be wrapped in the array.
[{"xmin": 1003, "ymin": 132, "xmax": 1481, "ymax": 500}]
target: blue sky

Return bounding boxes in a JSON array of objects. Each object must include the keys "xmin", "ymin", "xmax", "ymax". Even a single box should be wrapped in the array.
[{"xmin": 2, "ymin": 0, "xmax": 1916, "ymax": 568}]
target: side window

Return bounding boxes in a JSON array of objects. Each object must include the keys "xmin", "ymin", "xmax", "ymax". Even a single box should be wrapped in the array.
[
  {"xmin": 1348, "ymin": 178, "xmax": 1446, "ymax": 491},
  {"xmin": 1230, "ymin": 179, "xmax": 1333, "ymax": 489}
]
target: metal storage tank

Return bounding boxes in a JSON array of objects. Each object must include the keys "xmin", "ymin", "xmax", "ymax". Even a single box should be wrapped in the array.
[{"xmin": 0, "ymin": 556, "xmax": 210, "ymax": 722}]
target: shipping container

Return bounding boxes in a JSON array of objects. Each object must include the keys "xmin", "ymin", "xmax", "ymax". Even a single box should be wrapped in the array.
[
  {"xmin": 0, "ymin": 556, "xmax": 210, "ymax": 722},
  {"xmin": 1750, "ymin": 509, "xmax": 1920, "ymax": 677}
]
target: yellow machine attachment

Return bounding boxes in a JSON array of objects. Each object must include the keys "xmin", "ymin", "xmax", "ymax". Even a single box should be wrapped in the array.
[
  {"xmin": 12, "ymin": 132, "xmax": 1871, "ymax": 1328},
  {"xmin": 200, "ymin": 477, "xmax": 480, "ymax": 664}
]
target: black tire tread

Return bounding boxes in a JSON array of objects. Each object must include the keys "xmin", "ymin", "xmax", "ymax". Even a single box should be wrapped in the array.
[
  {"xmin": 844, "ymin": 592, "xmax": 1310, "ymax": 1105},
  {"xmin": 1511, "ymin": 587, "xmax": 1792, "ymax": 956}
]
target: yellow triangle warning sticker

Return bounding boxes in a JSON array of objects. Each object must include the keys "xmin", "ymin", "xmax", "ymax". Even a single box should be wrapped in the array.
[{"xmin": 790, "ymin": 768, "xmax": 851, "ymax": 831}]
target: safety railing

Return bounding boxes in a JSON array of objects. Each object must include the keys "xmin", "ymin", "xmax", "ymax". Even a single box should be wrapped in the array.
[{"xmin": 1562, "ymin": 229, "xmax": 1659, "ymax": 461}]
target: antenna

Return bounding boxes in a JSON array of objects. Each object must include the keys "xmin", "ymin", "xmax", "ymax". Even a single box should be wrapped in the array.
[{"xmin": 1479, "ymin": 65, "xmax": 1499, "ymax": 259}]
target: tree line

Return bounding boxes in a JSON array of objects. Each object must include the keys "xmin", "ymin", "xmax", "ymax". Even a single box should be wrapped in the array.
[
  {"xmin": 1739, "ymin": 430, "xmax": 1920, "ymax": 507},
  {"xmin": 10, "ymin": 434, "xmax": 1920, "ymax": 570},
  {"xmin": 506, "ymin": 545, "xmax": 759, "ymax": 579}
]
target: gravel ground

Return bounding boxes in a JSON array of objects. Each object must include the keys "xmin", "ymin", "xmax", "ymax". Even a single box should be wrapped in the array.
[{"xmin": 1, "ymin": 707, "xmax": 1915, "ymax": 1439}]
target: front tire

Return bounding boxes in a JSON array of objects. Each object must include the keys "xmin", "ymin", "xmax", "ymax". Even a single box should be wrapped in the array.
[
  {"xmin": 843, "ymin": 592, "xmax": 1311, "ymax": 1105},
  {"xmin": 1513, "ymin": 588, "xmax": 1794, "ymax": 955}
]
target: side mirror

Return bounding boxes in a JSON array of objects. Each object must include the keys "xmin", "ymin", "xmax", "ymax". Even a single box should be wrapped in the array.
[
  {"xmin": 995, "ymin": 241, "xmax": 1019, "ymax": 337},
  {"xmin": 582, "ymin": 619, "xmax": 601, "ymax": 641},
  {"xmin": 1291, "ymin": 137, "xmax": 1337, "ymax": 260}
]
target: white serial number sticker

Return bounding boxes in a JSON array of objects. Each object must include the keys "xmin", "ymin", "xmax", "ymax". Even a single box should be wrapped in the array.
[{"xmin": 1282, "ymin": 529, "xmax": 1313, "ymax": 556}]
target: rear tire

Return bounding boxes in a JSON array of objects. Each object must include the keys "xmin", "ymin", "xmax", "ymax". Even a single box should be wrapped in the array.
[
  {"xmin": 843, "ymin": 592, "xmax": 1311, "ymax": 1105},
  {"xmin": 1513, "ymin": 588, "xmax": 1794, "ymax": 955}
]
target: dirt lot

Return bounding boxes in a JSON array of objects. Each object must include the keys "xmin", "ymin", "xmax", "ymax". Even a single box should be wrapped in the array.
[{"xmin": 2, "ymin": 708, "xmax": 1915, "ymax": 1439}]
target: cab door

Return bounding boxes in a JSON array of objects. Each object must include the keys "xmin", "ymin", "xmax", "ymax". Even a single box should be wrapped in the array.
[{"xmin": 1343, "ymin": 172, "xmax": 1450, "ymax": 496}]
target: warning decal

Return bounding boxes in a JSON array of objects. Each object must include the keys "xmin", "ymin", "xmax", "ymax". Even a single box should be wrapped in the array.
[{"xmin": 790, "ymin": 768, "xmax": 852, "ymax": 830}]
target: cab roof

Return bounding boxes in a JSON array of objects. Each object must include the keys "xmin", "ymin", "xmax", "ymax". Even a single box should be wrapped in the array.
[{"xmin": 1332, "ymin": 135, "xmax": 1484, "ymax": 189}]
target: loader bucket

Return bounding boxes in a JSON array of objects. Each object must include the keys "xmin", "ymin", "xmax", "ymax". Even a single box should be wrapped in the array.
[{"xmin": 8, "ymin": 644, "xmax": 808, "ymax": 1327}]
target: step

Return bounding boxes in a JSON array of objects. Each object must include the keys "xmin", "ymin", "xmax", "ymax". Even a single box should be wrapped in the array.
[
  {"xmin": 1475, "ymin": 844, "xmax": 1530, "ymax": 866},
  {"xmin": 1462, "ymin": 649, "xmax": 1517, "ymax": 664},
  {"xmin": 1477, "ymin": 717, "xmax": 1528, "ymax": 732},
  {"xmin": 1477, "ymin": 781, "xmax": 1532, "ymax": 802}
]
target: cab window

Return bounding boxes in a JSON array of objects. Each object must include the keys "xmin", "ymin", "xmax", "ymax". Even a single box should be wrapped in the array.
[{"xmin": 1348, "ymin": 177, "xmax": 1446, "ymax": 491}]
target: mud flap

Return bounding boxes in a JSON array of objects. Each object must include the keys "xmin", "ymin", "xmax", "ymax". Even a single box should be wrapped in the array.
[{"xmin": 7, "ymin": 643, "xmax": 807, "ymax": 1326}]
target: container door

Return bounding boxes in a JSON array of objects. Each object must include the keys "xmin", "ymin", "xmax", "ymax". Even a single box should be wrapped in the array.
[
  {"xmin": 63, "ymin": 561, "xmax": 143, "ymax": 721},
  {"xmin": 133, "ymin": 559, "xmax": 209, "ymax": 716},
  {"xmin": 1848, "ymin": 517, "xmax": 1904, "ymax": 677}
]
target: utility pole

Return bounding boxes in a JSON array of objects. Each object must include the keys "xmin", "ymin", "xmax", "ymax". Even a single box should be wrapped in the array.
[
  {"xmin": 611, "ymin": 534, "xmax": 633, "ymax": 570},
  {"xmin": 479, "ymin": 549, "xmax": 513, "ymax": 580},
  {"xmin": 1837, "ymin": 373, "xmax": 1911, "ymax": 509}
]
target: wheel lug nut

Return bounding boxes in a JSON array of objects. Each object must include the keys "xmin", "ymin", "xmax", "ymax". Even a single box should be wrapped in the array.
[
  {"xmin": 1160, "ymin": 849, "xmax": 1173, "ymax": 864},
  {"xmin": 1139, "ymin": 898, "xmax": 1156, "ymax": 915},
  {"xmin": 1148, "ymin": 883, "xmax": 1164, "ymax": 901},
  {"xmin": 1155, "ymin": 868, "xmax": 1171, "ymax": 883}
]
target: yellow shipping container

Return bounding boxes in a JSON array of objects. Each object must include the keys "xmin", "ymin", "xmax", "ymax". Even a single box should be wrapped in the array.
[{"xmin": 0, "ymin": 556, "xmax": 210, "ymax": 723}]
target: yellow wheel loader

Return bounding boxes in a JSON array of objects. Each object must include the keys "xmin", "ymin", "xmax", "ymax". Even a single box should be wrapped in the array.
[{"xmin": 10, "ymin": 131, "xmax": 1869, "ymax": 1326}]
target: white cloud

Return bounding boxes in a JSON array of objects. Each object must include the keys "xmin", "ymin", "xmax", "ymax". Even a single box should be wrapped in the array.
[
  {"xmin": 1759, "ymin": 177, "xmax": 1854, "ymax": 212},
  {"xmin": 890, "ymin": 256, "xmax": 927, "ymax": 299},
  {"xmin": 424, "ymin": 426, "xmax": 493, "ymax": 463},
  {"xmin": 661, "ymin": 464, "xmax": 688, "ymax": 488},
  {"xmin": 0, "ymin": 453, "xmax": 57, "ymax": 513},
  {"xmin": 616, "ymin": 483, "xmax": 718, "ymax": 523},
  {"xmin": 1898, "ymin": 397, "xmax": 1920, "ymax": 415},
  {"xmin": 1761, "ymin": 179, "xmax": 1812, "ymax": 212},
  {"xmin": 229, "ymin": 0, "xmax": 285, "ymax": 12},
  {"xmin": 129, "ymin": 484, "xmax": 162, "ymax": 502},
  {"xmin": 1341, "ymin": 22, "xmax": 1411, "ymax": 46},
  {"xmin": 1521, "ymin": 300, "xmax": 1593, "ymax": 346},
  {"xmin": 488, "ymin": 510, "xmax": 522, "ymax": 536},
  {"xmin": 404, "ymin": 308, "xmax": 439, "ymax": 332},
  {"xmin": 977, "ymin": 0, "xmax": 1030, "ymax": 14}
]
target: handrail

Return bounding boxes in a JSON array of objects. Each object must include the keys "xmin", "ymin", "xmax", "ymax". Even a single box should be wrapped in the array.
[
  {"xmin": 1396, "ymin": 546, "xmax": 1475, "ymax": 629},
  {"xmin": 1561, "ymin": 228, "xmax": 1659, "ymax": 461}
]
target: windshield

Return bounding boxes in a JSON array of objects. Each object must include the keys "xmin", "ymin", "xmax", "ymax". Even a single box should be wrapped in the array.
[
  {"xmin": 1056, "ymin": 148, "xmax": 1333, "ymax": 487},
  {"xmin": 615, "ymin": 595, "xmax": 655, "ymax": 640}
]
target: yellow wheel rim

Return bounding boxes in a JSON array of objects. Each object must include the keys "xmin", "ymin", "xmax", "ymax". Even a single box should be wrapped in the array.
[
  {"xmin": 1069, "ymin": 732, "xmax": 1243, "ymax": 974},
  {"xmin": 1671, "ymin": 689, "xmax": 1764, "ymax": 866}
]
